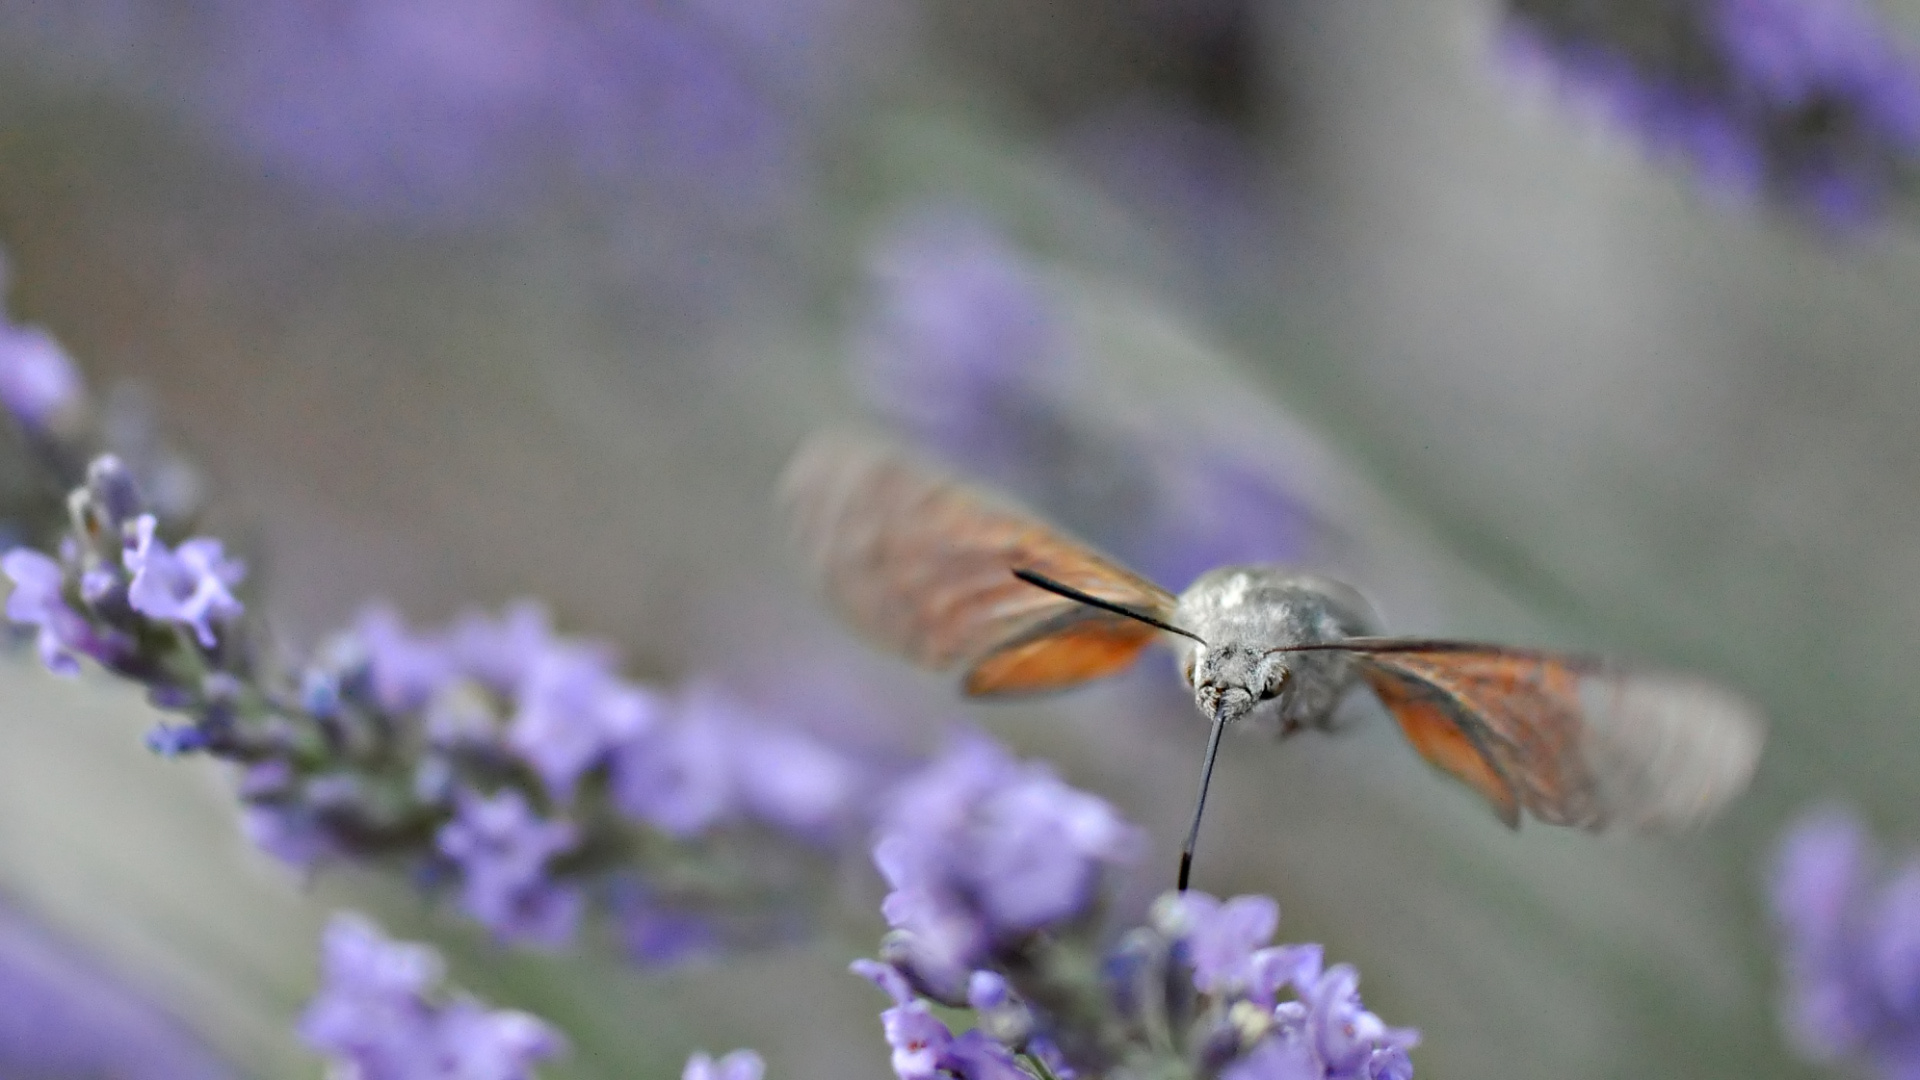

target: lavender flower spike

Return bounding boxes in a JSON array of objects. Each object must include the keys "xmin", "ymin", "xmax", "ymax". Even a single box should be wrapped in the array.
[
  {"xmin": 855, "ymin": 209, "xmax": 1071, "ymax": 489},
  {"xmin": 122, "ymin": 515, "xmax": 244, "ymax": 648},
  {"xmin": 873, "ymin": 733, "xmax": 1144, "ymax": 996},
  {"xmin": 683, "ymin": 1049, "xmax": 766, "ymax": 1080},
  {"xmin": 1501, "ymin": 0, "xmax": 1920, "ymax": 223},
  {"xmin": 301, "ymin": 912, "xmax": 564, "ymax": 1080}
]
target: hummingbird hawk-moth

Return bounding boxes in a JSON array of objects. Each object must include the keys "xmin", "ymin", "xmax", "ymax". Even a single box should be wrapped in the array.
[{"xmin": 779, "ymin": 432, "xmax": 1764, "ymax": 889}]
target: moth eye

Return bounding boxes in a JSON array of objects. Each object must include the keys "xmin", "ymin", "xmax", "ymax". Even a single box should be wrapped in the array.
[
  {"xmin": 1257, "ymin": 663, "xmax": 1289, "ymax": 701},
  {"xmin": 1182, "ymin": 653, "xmax": 1198, "ymax": 684}
]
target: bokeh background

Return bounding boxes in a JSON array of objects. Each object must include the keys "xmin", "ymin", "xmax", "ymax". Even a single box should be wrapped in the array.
[{"xmin": 0, "ymin": 0, "xmax": 1917, "ymax": 1076}]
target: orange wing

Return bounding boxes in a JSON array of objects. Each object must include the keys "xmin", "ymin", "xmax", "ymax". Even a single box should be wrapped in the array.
[
  {"xmin": 779, "ymin": 432, "xmax": 1177, "ymax": 696},
  {"xmin": 1329, "ymin": 640, "xmax": 1763, "ymax": 831}
]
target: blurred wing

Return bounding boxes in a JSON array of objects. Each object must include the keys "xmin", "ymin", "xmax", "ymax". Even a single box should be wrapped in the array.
[
  {"xmin": 1335, "ymin": 640, "xmax": 1763, "ymax": 831},
  {"xmin": 780, "ymin": 432, "xmax": 1177, "ymax": 696}
]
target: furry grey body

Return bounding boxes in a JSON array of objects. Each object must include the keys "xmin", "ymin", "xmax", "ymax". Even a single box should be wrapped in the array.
[{"xmin": 1172, "ymin": 567, "xmax": 1381, "ymax": 733}]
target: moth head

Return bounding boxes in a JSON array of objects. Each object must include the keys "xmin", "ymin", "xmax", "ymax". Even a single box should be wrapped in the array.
[{"xmin": 1184, "ymin": 642, "xmax": 1290, "ymax": 723}]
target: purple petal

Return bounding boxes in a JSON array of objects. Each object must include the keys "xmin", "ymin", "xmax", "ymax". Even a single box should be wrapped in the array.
[
  {"xmin": 0, "ymin": 322, "xmax": 82, "ymax": 430},
  {"xmin": 683, "ymin": 1049, "xmax": 765, "ymax": 1080},
  {"xmin": 851, "ymin": 959, "xmax": 915, "ymax": 1006}
]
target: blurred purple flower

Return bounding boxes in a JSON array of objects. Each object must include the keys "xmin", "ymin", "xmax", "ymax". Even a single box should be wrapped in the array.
[
  {"xmin": 434, "ymin": 999, "xmax": 569, "ymax": 1079},
  {"xmin": 618, "ymin": 892, "xmax": 720, "ymax": 968},
  {"xmin": 873, "ymin": 734, "xmax": 1144, "ymax": 994},
  {"xmin": 354, "ymin": 604, "xmax": 460, "ymax": 714},
  {"xmin": 451, "ymin": 599, "xmax": 556, "ymax": 695},
  {"xmin": 612, "ymin": 691, "xmax": 738, "ymax": 838},
  {"xmin": 855, "ymin": 209, "xmax": 1318, "ymax": 588},
  {"xmin": 0, "ymin": 902, "xmax": 233, "ymax": 1079},
  {"xmin": 197, "ymin": 0, "xmax": 794, "ymax": 221},
  {"xmin": 856, "ymin": 209, "xmax": 1073, "ymax": 489},
  {"xmin": 0, "ymin": 321, "xmax": 83, "ymax": 433},
  {"xmin": 3, "ymin": 547, "xmax": 101, "ymax": 674},
  {"xmin": 611, "ymin": 681, "xmax": 858, "ymax": 840},
  {"xmin": 1768, "ymin": 806, "xmax": 1920, "ymax": 1077},
  {"xmin": 436, "ymin": 789, "xmax": 583, "ymax": 947},
  {"xmin": 122, "ymin": 514, "xmax": 245, "ymax": 648},
  {"xmin": 301, "ymin": 913, "xmax": 564, "ymax": 1079},
  {"xmin": 1501, "ymin": 0, "xmax": 1920, "ymax": 223},
  {"xmin": 731, "ymin": 713, "xmax": 861, "ymax": 838},
  {"xmin": 684, "ymin": 1048, "xmax": 766, "ymax": 1080},
  {"xmin": 967, "ymin": 970, "xmax": 1012, "ymax": 1012},
  {"xmin": 241, "ymin": 800, "xmax": 341, "ymax": 868},
  {"xmin": 1158, "ymin": 892, "xmax": 1281, "ymax": 996},
  {"xmin": 507, "ymin": 641, "xmax": 660, "ymax": 802}
]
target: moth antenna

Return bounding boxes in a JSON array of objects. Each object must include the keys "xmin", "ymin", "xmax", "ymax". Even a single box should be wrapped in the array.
[{"xmin": 1011, "ymin": 569, "xmax": 1206, "ymax": 644}]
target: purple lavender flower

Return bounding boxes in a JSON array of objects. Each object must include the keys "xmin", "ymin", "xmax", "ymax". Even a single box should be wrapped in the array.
[
  {"xmin": 301, "ymin": 913, "xmax": 564, "ymax": 1079},
  {"xmin": 300, "ymin": 914, "xmax": 443, "ymax": 1070},
  {"xmin": 1157, "ymin": 892, "xmax": 1418, "ymax": 1080},
  {"xmin": 610, "ymin": 681, "xmax": 858, "ymax": 839},
  {"xmin": 683, "ymin": 1049, "xmax": 766, "ymax": 1080},
  {"xmin": 611, "ymin": 688, "xmax": 738, "ymax": 838},
  {"xmin": 196, "ymin": 0, "xmax": 792, "ymax": 222},
  {"xmin": 1501, "ymin": 0, "xmax": 1920, "ymax": 223},
  {"xmin": 1767, "ymin": 805, "xmax": 1920, "ymax": 1077},
  {"xmin": 122, "ymin": 514, "xmax": 244, "ymax": 648},
  {"xmin": 507, "ymin": 641, "xmax": 660, "ymax": 802},
  {"xmin": 857, "ymin": 883, "xmax": 1412, "ymax": 1080},
  {"xmin": 433, "ymin": 999, "xmax": 569, "ymax": 1079},
  {"xmin": 1157, "ymin": 892, "xmax": 1281, "ymax": 996},
  {"xmin": 856, "ymin": 209, "xmax": 1073, "ymax": 489},
  {"xmin": 3, "ymin": 547, "xmax": 100, "ymax": 674},
  {"xmin": 728, "ymin": 710, "xmax": 860, "ymax": 838},
  {"xmin": 853, "ymin": 960, "xmax": 1028, "ymax": 1080},
  {"xmin": 436, "ymin": 789, "xmax": 583, "ymax": 947},
  {"xmin": 855, "ymin": 209, "xmax": 1318, "ymax": 589},
  {"xmin": 0, "ymin": 321, "xmax": 83, "ymax": 433},
  {"xmin": 1290, "ymin": 962, "xmax": 1418, "ymax": 1080},
  {"xmin": 450, "ymin": 600, "xmax": 557, "ymax": 695},
  {"xmin": 873, "ymin": 734, "xmax": 1144, "ymax": 995},
  {"xmin": 354, "ymin": 604, "xmax": 460, "ymax": 714}
]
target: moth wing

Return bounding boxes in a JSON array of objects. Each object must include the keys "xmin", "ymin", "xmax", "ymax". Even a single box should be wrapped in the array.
[
  {"xmin": 962, "ymin": 608, "xmax": 1162, "ymax": 696},
  {"xmin": 1344, "ymin": 641, "xmax": 1763, "ymax": 831},
  {"xmin": 780, "ymin": 432, "xmax": 1176, "ymax": 695}
]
